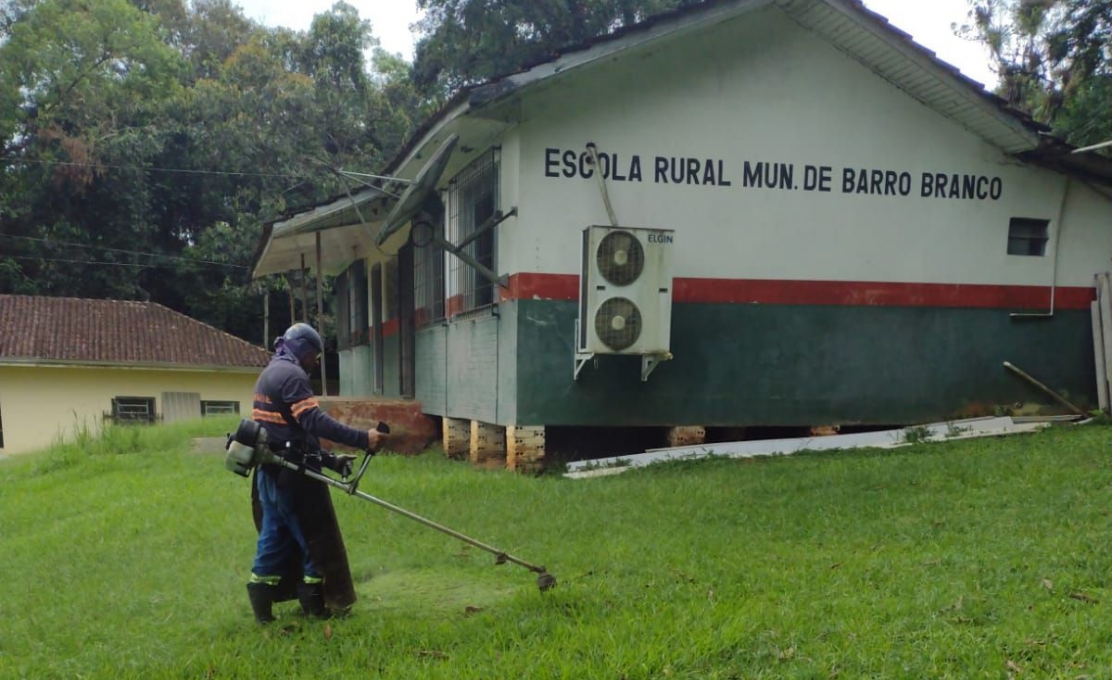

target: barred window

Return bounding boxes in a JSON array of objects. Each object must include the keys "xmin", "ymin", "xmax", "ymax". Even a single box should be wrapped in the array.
[
  {"xmin": 448, "ymin": 148, "xmax": 499, "ymax": 316},
  {"xmin": 201, "ymin": 401, "xmax": 240, "ymax": 416},
  {"xmin": 413, "ymin": 218, "xmax": 446, "ymax": 327},
  {"xmin": 112, "ymin": 397, "xmax": 156, "ymax": 425}
]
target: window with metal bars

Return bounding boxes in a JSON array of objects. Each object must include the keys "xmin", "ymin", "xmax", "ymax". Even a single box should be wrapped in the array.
[
  {"xmin": 413, "ymin": 219, "xmax": 446, "ymax": 326},
  {"xmin": 335, "ymin": 261, "xmax": 369, "ymax": 349},
  {"xmin": 111, "ymin": 397, "xmax": 157, "ymax": 425},
  {"xmin": 448, "ymin": 148, "xmax": 499, "ymax": 316},
  {"xmin": 201, "ymin": 401, "xmax": 240, "ymax": 416}
]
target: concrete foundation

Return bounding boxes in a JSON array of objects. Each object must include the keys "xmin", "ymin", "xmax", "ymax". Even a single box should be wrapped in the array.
[
  {"xmin": 507, "ymin": 425, "xmax": 546, "ymax": 473},
  {"xmin": 470, "ymin": 421, "xmax": 506, "ymax": 465},
  {"xmin": 442, "ymin": 417, "xmax": 470, "ymax": 459}
]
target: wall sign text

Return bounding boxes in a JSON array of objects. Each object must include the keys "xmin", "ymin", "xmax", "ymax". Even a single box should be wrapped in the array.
[{"xmin": 543, "ymin": 147, "xmax": 1004, "ymax": 200}]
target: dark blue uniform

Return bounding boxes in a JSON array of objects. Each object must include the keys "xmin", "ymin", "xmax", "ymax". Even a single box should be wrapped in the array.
[
  {"xmin": 248, "ymin": 349, "xmax": 366, "ymax": 610},
  {"xmin": 251, "ymin": 352, "xmax": 369, "ymax": 452}
]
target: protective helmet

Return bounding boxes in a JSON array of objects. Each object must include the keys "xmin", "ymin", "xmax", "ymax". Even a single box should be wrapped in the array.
[{"xmin": 281, "ymin": 322, "xmax": 323, "ymax": 362}]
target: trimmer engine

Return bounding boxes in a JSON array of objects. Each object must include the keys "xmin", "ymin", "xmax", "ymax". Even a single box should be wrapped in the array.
[{"xmin": 224, "ymin": 419, "xmax": 275, "ymax": 476}]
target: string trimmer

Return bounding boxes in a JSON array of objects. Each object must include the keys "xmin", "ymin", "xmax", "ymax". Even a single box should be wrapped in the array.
[{"xmin": 224, "ymin": 419, "xmax": 557, "ymax": 592}]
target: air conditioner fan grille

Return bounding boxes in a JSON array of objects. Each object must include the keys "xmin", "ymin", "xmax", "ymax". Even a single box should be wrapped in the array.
[
  {"xmin": 596, "ymin": 230, "xmax": 645, "ymax": 286},
  {"xmin": 594, "ymin": 297, "xmax": 642, "ymax": 351}
]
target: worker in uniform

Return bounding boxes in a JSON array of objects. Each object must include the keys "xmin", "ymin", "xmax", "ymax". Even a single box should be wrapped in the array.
[{"xmin": 246, "ymin": 322, "xmax": 388, "ymax": 623}]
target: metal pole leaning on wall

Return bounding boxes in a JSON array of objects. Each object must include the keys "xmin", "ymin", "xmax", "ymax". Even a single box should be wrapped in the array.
[{"xmin": 1003, "ymin": 361, "xmax": 1087, "ymax": 417}]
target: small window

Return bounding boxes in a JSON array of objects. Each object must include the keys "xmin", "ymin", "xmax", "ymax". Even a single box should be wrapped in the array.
[
  {"xmin": 112, "ymin": 397, "xmax": 156, "ymax": 425},
  {"xmin": 201, "ymin": 401, "xmax": 240, "ymax": 417},
  {"xmin": 1008, "ymin": 218, "xmax": 1049, "ymax": 256}
]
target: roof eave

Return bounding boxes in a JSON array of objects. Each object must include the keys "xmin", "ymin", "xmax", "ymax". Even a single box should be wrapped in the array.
[{"xmin": 0, "ymin": 358, "xmax": 265, "ymax": 373}]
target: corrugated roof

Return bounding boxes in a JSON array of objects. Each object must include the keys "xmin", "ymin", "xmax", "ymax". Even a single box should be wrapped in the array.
[{"xmin": 0, "ymin": 295, "xmax": 271, "ymax": 369}]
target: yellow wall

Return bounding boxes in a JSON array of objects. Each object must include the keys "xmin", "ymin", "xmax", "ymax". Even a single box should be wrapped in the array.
[{"xmin": 0, "ymin": 364, "xmax": 258, "ymax": 455}]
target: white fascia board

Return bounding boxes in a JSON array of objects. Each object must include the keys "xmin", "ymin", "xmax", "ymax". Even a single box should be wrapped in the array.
[
  {"xmin": 0, "ymin": 358, "xmax": 262, "ymax": 373},
  {"xmin": 487, "ymin": 0, "xmax": 775, "ymax": 98},
  {"xmin": 803, "ymin": 0, "xmax": 1041, "ymax": 152}
]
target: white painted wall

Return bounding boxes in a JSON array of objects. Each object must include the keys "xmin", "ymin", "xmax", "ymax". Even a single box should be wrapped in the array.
[
  {"xmin": 497, "ymin": 131, "xmax": 523, "ymax": 276},
  {"xmin": 506, "ymin": 6, "xmax": 1112, "ymax": 287}
]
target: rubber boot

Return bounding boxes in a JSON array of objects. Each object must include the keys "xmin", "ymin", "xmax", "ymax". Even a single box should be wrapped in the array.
[
  {"xmin": 247, "ymin": 582, "xmax": 277, "ymax": 624},
  {"xmin": 297, "ymin": 581, "xmax": 332, "ymax": 619}
]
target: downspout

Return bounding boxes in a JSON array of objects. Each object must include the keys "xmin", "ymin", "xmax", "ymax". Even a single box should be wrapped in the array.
[{"xmin": 1011, "ymin": 176, "xmax": 1071, "ymax": 319}]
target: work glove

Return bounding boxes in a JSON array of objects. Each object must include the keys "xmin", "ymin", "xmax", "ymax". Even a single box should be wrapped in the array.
[
  {"xmin": 326, "ymin": 453, "xmax": 357, "ymax": 477},
  {"xmin": 368, "ymin": 422, "xmax": 391, "ymax": 453}
]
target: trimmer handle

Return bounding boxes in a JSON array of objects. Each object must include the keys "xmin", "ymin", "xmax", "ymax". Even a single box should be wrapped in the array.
[{"xmin": 347, "ymin": 421, "xmax": 389, "ymax": 494}]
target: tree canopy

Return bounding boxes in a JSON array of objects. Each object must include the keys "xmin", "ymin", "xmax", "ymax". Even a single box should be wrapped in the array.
[
  {"xmin": 0, "ymin": 0, "xmax": 423, "ymax": 343},
  {"xmin": 410, "ymin": 0, "xmax": 702, "ymax": 98},
  {"xmin": 962, "ymin": 0, "xmax": 1112, "ymax": 147}
]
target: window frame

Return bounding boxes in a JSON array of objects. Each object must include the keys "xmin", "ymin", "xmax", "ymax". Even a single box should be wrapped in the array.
[
  {"xmin": 447, "ymin": 147, "xmax": 500, "ymax": 318},
  {"xmin": 201, "ymin": 401, "xmax": 240, "ymax": 417},
  {"xmin": 1007, "ymin": 217, "xmax": 1050, "ymax": 257},
  {"xmin": 413, "ymin": 217, "xmax": 446, "ymax": 327},
  {"xmin": 111, "ymin": 396, "xmax": 157, "ymax": 425}
]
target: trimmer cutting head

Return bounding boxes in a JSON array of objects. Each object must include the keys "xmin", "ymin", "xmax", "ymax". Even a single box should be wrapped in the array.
[{"xmin": 536, "ymin": 571, "xmax": 557, "ymax": 592}]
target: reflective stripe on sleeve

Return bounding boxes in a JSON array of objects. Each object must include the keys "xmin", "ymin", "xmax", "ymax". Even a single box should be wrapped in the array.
[
  {"xmin": 252, "ymin": 409, "xmax": 285, "ymax": 424},
  {"xmin": 290, "ymin": 398, "xmax": 319, "ymax": 419}
]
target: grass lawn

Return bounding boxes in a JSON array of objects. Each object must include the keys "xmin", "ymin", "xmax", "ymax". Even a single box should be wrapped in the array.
[{"xmin": 2, "ymin": 417, "xmax": 1112, "ymax": 679}]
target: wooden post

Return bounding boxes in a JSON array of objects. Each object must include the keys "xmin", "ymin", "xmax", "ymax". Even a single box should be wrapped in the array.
[
  {"xmin": 316, "ymin": 232, "xmax": 328, "ymax": 396},
  {"xmin": 287, "ymin": 275, "xmax": 295, "ymax": 326},
  {"xmin": 300, "ymin": 254, "xmax": 309, "ymax": 323},
  {"xmin": 263, "ymin": 285, "xmax": 270, "ymax": 348}
]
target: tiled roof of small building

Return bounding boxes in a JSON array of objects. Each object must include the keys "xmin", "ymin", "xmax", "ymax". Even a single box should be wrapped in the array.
[{"xmin": 0, "ymin": 295, "xmax": 270, "ymax": 369}]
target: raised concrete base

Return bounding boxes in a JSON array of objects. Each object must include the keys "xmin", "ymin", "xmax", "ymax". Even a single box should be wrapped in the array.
[
  {"xmin": 442, "ymin": 417, "xmax": 470, "ymax": 459},
  {"xmin": 470, "ymin": 421, "xmax": 506, "ymax": 465},
  {"xmin": 316, "ymin": 398, "xmax": 438, "ymax": 454},
  {"xmin": 507, "ymin": 425, "xmax": 546, "ymax": 473}
]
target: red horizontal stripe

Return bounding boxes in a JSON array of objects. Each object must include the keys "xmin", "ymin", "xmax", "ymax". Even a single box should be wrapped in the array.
[{"xmin": 499, "ymin": 273, "xmax": 1093, "ymax": 311}]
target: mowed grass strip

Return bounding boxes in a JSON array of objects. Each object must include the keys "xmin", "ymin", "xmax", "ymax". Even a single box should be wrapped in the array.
[{"xmin": 1, "ymin": 418, "xmax": 1111, "ymax": 679}]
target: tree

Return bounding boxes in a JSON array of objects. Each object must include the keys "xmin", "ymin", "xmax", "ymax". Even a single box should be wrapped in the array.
[
  {"xmin": 0, "ymin": 0, "xmax": 418, "ymax": 347},
  {"xmin": 961, "ymin": 0, "xmax": 1112, "ymax": 146},
  {"xmin": 0, "ymin": 0, "xmax": 184, "ymax": 298},
  {"xmin": 411, "ymin": 0, "xmax": 701, "ymax": 99}
]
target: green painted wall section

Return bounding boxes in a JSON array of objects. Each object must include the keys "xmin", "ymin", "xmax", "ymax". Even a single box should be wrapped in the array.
[
  {"xmin": 445, "ymin": 315, "xmax": 501, "ymax": 423},
  {"xmin": 338, "ymin": 349, "xmax": 354, "ymax": 396},
  {"xmin": 352, "ymin": 345, "xmax": 373, "ymax": 397},
  {"xmin": 496, "ymin": 304, "xmax": 519, "ymax": 425},
  {"xmin": 338, "ymin": 345, "xmax": 376, "ymax": 397},
  {"xmin": 513, "ymin": 299, "xmax": 1097, "ymax": 427},
  {"xmin": 413, "ymin": 312, "xmax": 514, "ymax": 423},
  {"xmin": 382, "ymin": 336, "xmax": 401, "ymax": 399},
  {"xmin": 415, "ymin": 326, "xmax": 448, "ymax": 415}
]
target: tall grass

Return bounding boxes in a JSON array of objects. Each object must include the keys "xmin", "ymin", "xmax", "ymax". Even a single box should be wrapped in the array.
[{"xmin": 1, "ymin": 419, "xmax": 1111, "ymax": 678}]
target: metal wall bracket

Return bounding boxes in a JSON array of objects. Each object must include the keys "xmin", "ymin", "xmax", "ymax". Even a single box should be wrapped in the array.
[
  {"xmin": 574, "ymin": 352, "xmax": 596, "ymax": 381},
  {"xmin": 641, "ymin": 354, "xmax": 671, "ymax": 382}
]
